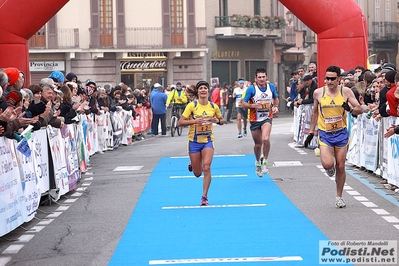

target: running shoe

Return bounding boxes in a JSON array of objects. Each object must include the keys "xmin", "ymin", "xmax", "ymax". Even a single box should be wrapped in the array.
[
  {"xmin": 326, "ymin": 166, "xmax": 336, "ymax": 177},
  {"xmin": 238, "ymin": 133, "xmax": 243, "ymax": 138},
  {"xmin": 188, "ymin": 161, "xmax": 192, "ymax": 172},
  {"xmin": 255, "ymin": 163, "xmax": 263, "ymax": 178},
  {"xmin": 261, "ymin": 160, "xmax": 269, "ymax": 174},
  {"xmin": 335, "ymin": 197, "xmax": 346, "ymax": 208},
  {"xmin": 201, "ymin": 196, "xmax": 208, "ymax": 206},
  {"xmin": 243, "ymin": 128, "xmax": 247, "ymax": 137}
]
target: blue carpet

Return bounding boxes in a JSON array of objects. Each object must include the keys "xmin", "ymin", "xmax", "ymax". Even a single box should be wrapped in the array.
[{"xmin": 109, "ymin": 155, "xmax": 349, "ymax": 265}]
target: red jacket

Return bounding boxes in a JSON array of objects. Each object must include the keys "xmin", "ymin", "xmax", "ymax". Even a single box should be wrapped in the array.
[
  {"xmin": 386, "ymin": 84, "xmax": 398, "ymax": 117},
  {"xmin": 211, "ymin": 88, "xmax": 221, "ymax": 105}
]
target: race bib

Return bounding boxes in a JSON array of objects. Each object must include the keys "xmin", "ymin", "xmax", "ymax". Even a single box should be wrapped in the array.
[
  {"xmin": 260, "ymin": 102, "xmax": 271, "ymax": 110},
  {"xmin": 324, "ymin": 116, "xmax": 343, "ymax": 132},
  {"xmin": 196, "ymin": 122, "xmax": 212, "ymax": 136}
]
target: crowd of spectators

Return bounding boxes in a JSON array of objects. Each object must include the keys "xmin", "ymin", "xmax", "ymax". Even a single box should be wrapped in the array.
[{"xmin": 0, "ymin": 68, "xmax": 154, "ymax": 141}]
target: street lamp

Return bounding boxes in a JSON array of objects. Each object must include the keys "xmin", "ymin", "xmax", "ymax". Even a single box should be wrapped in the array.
[{"xmin": 286, "ymin": 10, "xmax": 293, "ymax": 25}]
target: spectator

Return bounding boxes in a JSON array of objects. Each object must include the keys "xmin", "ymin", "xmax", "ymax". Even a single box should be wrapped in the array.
[
  {"xmin": 211, "ymin": 83, "xmax": 221, "ymax": 106},
  {"xmin": 300, "ymin": 74, "xmax": 317, "ymax": 106},
  {"xmin": 59, "ymin": 85, "xmax": 79, "ymax": 124},
  {"xmin": 386, "ymin": 71, "xmax": 399, "ymax": 117},
  {"xmin": 65, "ymin": 72, "xmax": 78, "ymax": 83},
  {"xmin": 225, "ymin": 85, "xmax": 234, "ymax": 123},
  {"xmin": 376, "ymin": 70, "xmax": 396, "ymax": 118},
  {"xmin": 3, "ymin": 67, "xmax": 24, "ymax": 98},
  {"xmin": 150, "ymin": 84, "xmax": 167, "ymax": 136},
  {"xmin": 48, "ymin": 70, "xmax": 65, "ymax": 88},
  {"xmin": 85, "ymin": 80, "xmax": 100, "ymax": 115}
]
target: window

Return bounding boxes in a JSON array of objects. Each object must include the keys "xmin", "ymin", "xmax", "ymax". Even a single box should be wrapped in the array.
[
  {"xmin": 171, "ymin": 0, "xmax": 184, "ymax": 45},
  {"xmin": 254, "ymin": 0, "xmax": 260, "ymax": 16},
  {"xmin": 30, "ymin": 26, "xmax": 46, "ymax": 48},
  {"xmin": 375, "ymin": 0, "xmax": 380, "ymax": 22},
  {"xmin": 212, "ymin": 61, "xmax": 238, "ymax": 86},
  {"xmin": 100, "ymin": 0, "xmax": 113, "ymax": 46},
  {"xmin": 220, "ymin": 0, "xmax": 228, "ymax": 16},
  {"xmin": 385, "ymin": 0, "xmax": 391, "ymax": 21},
  {"xmin": 245, "ymin": 61, "xmax": 267, "ymax": 81}
]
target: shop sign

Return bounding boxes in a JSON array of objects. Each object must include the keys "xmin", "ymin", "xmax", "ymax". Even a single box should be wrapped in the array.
[
  {"xmin": 30, "ymin": 61, "xmax": 65, "ymax": 72},
  {"xmin": 126, "ymin": 52, "xmax": 166, "ymax": 58},
  {"xmin": 120, "ymin": 60, "xmax": 167, "ymax": 70},
  {"xmin": 211, "ymin": 50, "xmax": 240, "ymax": 58}
]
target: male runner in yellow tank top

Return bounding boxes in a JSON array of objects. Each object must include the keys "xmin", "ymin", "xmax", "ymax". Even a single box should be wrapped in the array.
[{"xmin": 305, "ymin": 65, "xmax": 362, "ymax": 208}]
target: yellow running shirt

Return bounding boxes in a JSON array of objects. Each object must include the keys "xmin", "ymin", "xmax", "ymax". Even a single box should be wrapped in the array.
[
  {"xmin": 182, "ymin": 101, "xmax": 221, "ymax": 143},
  {"xmin": 317, "ymin": 86, "xmax": 347, "ymax": 132}
]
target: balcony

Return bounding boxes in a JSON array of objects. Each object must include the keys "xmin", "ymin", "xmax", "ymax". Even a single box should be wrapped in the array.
[
  {"xmin": 29, "ymin": 27, "xmax": 206, "ymax": 50},
  {"xmin": 275, "ymin": 26, "xmax": 296, "ymax": 48},
  {"xmin": 214, "ymin": 15, "xmax": 285, "ymax": 39},
  {"xmin": 370, "ymin": 22, "xmax": 399, "ymax": 41},
  {"xmin": 89, "ymin": 27, "xmax": 207, "ymax": 49},
  {"xmin": 29, "ymin": 28, "xmax": 79, "ymax": 49}
]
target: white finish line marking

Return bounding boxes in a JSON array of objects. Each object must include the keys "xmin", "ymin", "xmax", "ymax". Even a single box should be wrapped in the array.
[
  {"xmin": 170, "ymin": 174, "xmax": 247, "ymax": 179},
  {"xmin": 149, "ymin": 256, "xmax": 303, "ymax": 264},
  {"xmin": 372, "ymin": 209, "xmax": 390, "ymax": 215},
  {"xmin": 2, "ymin": 245, "xmax": 24, "ymax": 254},
  {"xmin": 18, "ymin": 234, "xmax": 35, "ymax": 242},
  {"xmin": 273, "ymin": 161, "xmax": 302, "ymax": 167},
  {"xmin": 381, "ymin": 216, "xmax": 399, "ymax": 223},
  {"xmin": 162, "ymin": 203, "xmax": 266, "ymax": 210},
  {"xmin": 113, "ymin": 166, "xmax": 143, "ymax": 171}
]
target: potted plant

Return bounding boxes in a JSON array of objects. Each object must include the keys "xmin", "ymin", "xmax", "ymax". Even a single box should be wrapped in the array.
[
  {"xmin": 254, "ymin": 14, "xmax": 260, "ymax": 22},
  {"xmin": 259, "ymin": 16, "xmax": 266, "ymax": 28},
  {"xmin": 236, "ymin": 14, "xmax": 246, "ymax": 27},
  {"xmin": 231, "ymin": 14, "xmax": 237, "ymax": 21},
  {"xmin": 278, "ymin": 17, "xmax": 287, "ymax": 28},
  {"xmin": 247, "ymin": 16, "xmax": 256, "ymax": 28}
]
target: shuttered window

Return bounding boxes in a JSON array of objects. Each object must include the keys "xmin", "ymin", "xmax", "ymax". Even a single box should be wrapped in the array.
[
  {"xmin": 211, "ymin": 61, "xmax": 238, "ymax": 86},
  {"xmin": 245, "ymin": 61, "xmax": 267, "ymax": 80}
]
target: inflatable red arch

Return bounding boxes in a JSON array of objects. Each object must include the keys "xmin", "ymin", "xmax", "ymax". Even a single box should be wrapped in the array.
[
  {"xmin": 0, "ymin": 0, "xmax": 367, "ymax": 86},
  {"xmin": 0, "ymin": 0, "xmax": 69, "ymax": 84},
  {"xmin": 280, "ymin": 0, "xmax": 368, "ymax": 85}
]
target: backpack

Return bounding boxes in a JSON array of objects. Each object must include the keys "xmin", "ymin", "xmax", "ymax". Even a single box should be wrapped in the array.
[{"xmin": 193, "ymin": 100, "xmax": 215, "ymax": 109}]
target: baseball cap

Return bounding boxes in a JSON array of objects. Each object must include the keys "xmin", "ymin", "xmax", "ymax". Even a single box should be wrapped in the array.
[{"xmin": 302, "ymin": 74, "xmax": 313, "ymax": 81}]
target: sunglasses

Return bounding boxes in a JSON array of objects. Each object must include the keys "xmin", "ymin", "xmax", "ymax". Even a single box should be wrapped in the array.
[{"xmin": 325, "ymin": 76, "xmax": 338, "ymax": 81}]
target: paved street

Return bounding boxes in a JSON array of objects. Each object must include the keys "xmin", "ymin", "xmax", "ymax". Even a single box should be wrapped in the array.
[{"xmin": 0, "ymin": 111, "xmax": 398, "ymax": 266}]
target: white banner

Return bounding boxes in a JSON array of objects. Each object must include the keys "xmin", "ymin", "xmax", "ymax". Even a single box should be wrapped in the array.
[
  {"xmin": 0, "ymin": 138, "xmax": 27, "ymax": 236},
  {"xmin": 15, "ymin": 141, "xmax": 40, "ymax": 222},
  {"xmin": 63, "ymin": 125, "xmax": 81, "ymax": 191},
  {"xmin": 47, "ymin": 125, "xmax": 69, "ymax": 199},
  {"xmin": 31, "ymin": 129, "xmax": 50, "ymax": 194},
  {"xmin": 361, "ymin": 114, "xmax": 379, "ymax": 171},
  {"xmin": 384, "ymin": 117, "xmax": 399, "ymax": 186},
  {"xmin": 346, "ymin": 114, "xmax": 359, "ymax": 165},
  {"xmin": 96, "ymin": 112, "xmax": 109, "ymax": 152}
]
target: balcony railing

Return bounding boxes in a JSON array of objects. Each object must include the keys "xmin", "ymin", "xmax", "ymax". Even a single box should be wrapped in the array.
[
  {"xmin": 89, "ymin": 27, "xmax": 207, "ymax": 49},
  {"xmin": 275, "ymin": 26, "xmax": 296, "ymax": 45},
  {"xmin": 214, "ymin": 16, "xmax": 284, "ymax": 38},
  {"xmin": 28, "ymin": 28, "xmax": 79, "ymax": 49},
  {"xmin": 370, "ymin": 22, "xmax": 399, "ymax": 41},
  {"xmin": 215, "ymin": 15, "xmax": 286, "ymax": 30},
  {"xmin": 29, "ymin": 27, "xmax": 206, "ymax": 50}
]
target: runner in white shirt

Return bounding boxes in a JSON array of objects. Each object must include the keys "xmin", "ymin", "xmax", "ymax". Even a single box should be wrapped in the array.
[{"xmin": 233, "ymin": 79, "xmax": 248, "ymax": 138}]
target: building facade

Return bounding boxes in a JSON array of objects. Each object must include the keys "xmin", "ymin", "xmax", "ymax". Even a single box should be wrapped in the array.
[
  {"xmin": 28, "ymin": 0, "xmax": 208, "ymax": 88},
  {"xmin": 28, "ymin": 0, "xmax": 399, "ymax": 101}
]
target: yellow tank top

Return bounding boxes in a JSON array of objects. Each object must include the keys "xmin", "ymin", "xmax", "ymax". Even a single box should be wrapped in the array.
[{"xmin": 317, "ymin": 86, "xmax": 347, "ymax": 132}]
